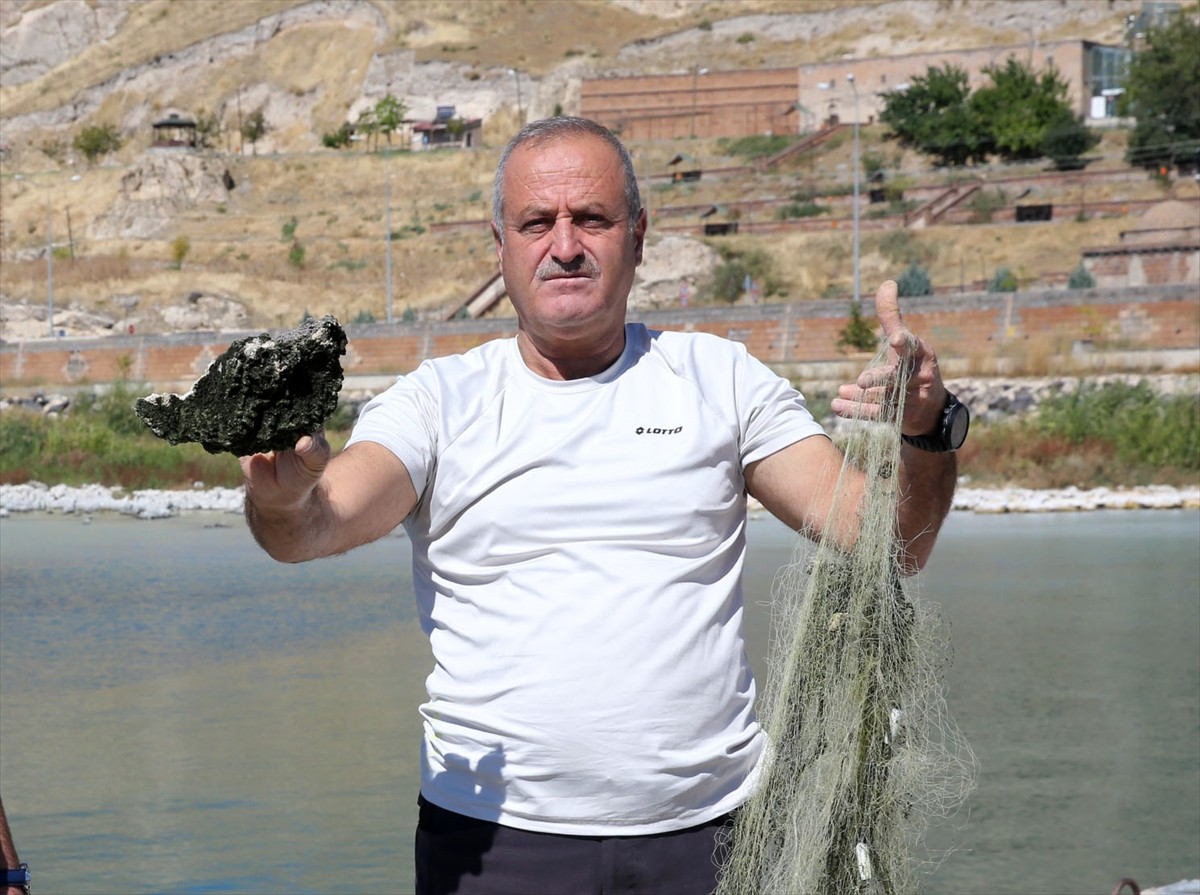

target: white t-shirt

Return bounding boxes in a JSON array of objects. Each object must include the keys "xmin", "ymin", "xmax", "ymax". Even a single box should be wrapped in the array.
[{"xmin": 347, "ymin": 322, "xmax": 825, "ymax": 835}]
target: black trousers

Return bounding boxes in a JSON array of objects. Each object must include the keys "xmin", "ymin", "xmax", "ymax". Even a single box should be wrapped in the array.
[{"xmin": 415, "ymin": 795, "xmax": 735, "ymax": 895}]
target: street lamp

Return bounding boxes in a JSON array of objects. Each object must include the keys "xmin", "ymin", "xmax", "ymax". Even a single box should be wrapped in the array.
[
  {"xmin": 847, "ymin": 72, "xmax": 860, "ymax": 306},
  {"xmin": 509, "ymin": 68, "xmax": 523, "ymax": 123},
  {"xmin": 690, "ymin": 66, "xmax": 708, "ymax": 138}
]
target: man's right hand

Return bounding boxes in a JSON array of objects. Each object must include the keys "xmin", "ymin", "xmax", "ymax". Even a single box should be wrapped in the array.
[
  {"xmin": 240, "ymin": 429, "xmax": 332, "ymax": 515},
  {"xmin": 240, "ymin": 436, "xmax": 419, "ymax": 564}
]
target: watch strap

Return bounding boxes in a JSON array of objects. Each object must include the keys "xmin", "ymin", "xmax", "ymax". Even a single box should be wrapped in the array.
[
  {"xmin": 4, "ymin": 864, "xmax": 30, "ymax": 894},
  {"xmin": 901, "ymin": 390, "xmax": 967, "ymax": 453}
]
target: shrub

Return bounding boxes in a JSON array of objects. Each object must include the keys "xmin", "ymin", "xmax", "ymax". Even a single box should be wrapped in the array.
[
  {"xmin": 717, "ymin": 134, "xmax": 793, "ymax": 158},
  {"xmin": 777, "ymin": 202, "xmax": 829, "ymax": 220},
  {"xmin": 73, "ymin": 123, "xmax": 123, "ymax": 164},
  {"xmin": 896, "ymin": 263, "xmax": 933, "ymax": 297},
  {"xmin": 287, "ymin": 240, "xmax": 306, "ymax": 269},
  {"xmin": 1068, "ymin": 262, "xmax": 1096, "ymax": 289},
  {"xmin": 170, "ymin": 235, "xmax": 191, "ymax": 270},
  {"xmin": 968, "ymin": 188, "xmax": 1007, "ymax": 223},
  {"xmin": 837, "ymin": 301, "xmax": 878, "ymax": 353},
  {"xmin": 988, "ymin": 266, "xmax": 1019, "ymax": 292},
  {"xmin": 702, "ymin": 248, "xmax": 778, "ymax": 303},
  {"xmin": 322, "ymin": 123, "xmax": 354, "ymax": 149},
  {"xmin": 1036, "ymin": 381, "xmax": 1200, "ymax": 472}
]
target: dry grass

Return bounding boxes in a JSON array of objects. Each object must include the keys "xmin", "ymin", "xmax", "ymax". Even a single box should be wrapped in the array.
[{"xmin": 3, "ymin": 122, "xmax": 1192, "ymax": 333}]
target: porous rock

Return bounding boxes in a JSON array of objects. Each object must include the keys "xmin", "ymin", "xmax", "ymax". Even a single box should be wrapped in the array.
[{"xmin": 135, "ymin": 315, "xmax": 347, "ymax": 456}]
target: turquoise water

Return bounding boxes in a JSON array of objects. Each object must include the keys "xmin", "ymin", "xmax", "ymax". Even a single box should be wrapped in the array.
[{"xmin": 1, "ymin": 509, "xmax": 1197, "ymax": 894}]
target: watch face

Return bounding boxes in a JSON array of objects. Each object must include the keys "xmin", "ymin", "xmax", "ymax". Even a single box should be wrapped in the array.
[{"xmin": 948, "ymin": 403, "xmax": 970, "ymax": 449}]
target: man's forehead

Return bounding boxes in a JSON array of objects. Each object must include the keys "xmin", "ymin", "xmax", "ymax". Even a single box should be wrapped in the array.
[{"xmin": 505, "ymin": 135, "xmax": 623, "ymax": 199}]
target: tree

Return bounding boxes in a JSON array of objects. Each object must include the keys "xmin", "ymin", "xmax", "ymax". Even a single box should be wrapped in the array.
[
  {"xmin": 241, "ymin": 108, "xmax": 268, "ymax": 155},
  {"xmin": 878, "ymin": 64, "xmax": 990, "ymax": 167},
  {"xmin": 1041, "ymin": 110, "xmax": 1101, "ymax": 170},
  {"xmin": 1121, "ymin": 12, "xmax": 1200, "ymax": 172},
  {"xmin": 355, "ymin": 107, "xmax": 379, "ymax": 152},
  {"xmin": 73, "ymin": 123, "xmax": 123, "ymax": 164},
  {"xmin": 193, "ymin": 108, "xmax": 222, "ymax": 150},
  {"xmin": 373, "ymin": 94, "xmax": 407, "ymax": 148},
  {"xmin": 970, "ymin": 56, "xmax": 1077, "ymax": 162}
]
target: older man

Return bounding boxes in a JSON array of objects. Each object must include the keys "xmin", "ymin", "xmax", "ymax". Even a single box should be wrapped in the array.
[{"xmin": 242, "ymin": 117, "xmax": 965, "ymax": 895}]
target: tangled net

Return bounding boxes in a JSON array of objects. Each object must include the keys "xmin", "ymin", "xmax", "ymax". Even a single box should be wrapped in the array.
[{"xmin": 718, "ymin": 345, "xmax": 977, "ymax": 895}]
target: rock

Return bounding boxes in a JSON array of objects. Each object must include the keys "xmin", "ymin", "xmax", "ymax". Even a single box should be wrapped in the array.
[{"xmin": 134, "ymin": 315, "xmax": 347, "ymax": 456}]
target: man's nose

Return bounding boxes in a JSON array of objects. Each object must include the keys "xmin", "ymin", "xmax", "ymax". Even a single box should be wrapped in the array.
[{"xmin": 549, "ymin": 218, "xmax": 584, "ymax": 263}]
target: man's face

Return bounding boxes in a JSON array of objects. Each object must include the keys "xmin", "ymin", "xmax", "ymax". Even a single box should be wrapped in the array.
[{"xmin": 493, "ymin": 134, "xmax": 646, "ymax": 352}]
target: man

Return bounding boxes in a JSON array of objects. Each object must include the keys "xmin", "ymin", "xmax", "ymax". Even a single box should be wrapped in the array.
[{"xmin": 241, "ymin": 117, "xmax": 963, "ymax": 894}]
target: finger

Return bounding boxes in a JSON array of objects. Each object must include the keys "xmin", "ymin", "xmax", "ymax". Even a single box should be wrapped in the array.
[
  {"xmin": 831, "ymin": 396, "xmax": 885, "ymax": 421},
  {"xmin": 873, "ymin": 280, "xmax": 904, "ymax": 338}
]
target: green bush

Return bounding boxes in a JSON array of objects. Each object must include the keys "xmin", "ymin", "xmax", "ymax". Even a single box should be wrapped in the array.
[
  {"xmin": 0, "ymin": 384, "xmax": 241, "ymax": 489},
  {"xmin": 702, "ymin": 248, "xmax": 778, "ymax": 303},
  {"xmin": 896, "ymin": 263, "xmax": 933, "ymax": 297},
  {"xmin": 322, "ymin": 123, "xmax": 353, "ymax": 149},
  {"xmin": 717, "ymin": 134, "xmax": 793, "ymax": 158},
  {"xmin": 988, "ymin": 266, "xmax": 1019, "ymax": 292},
  {"xmin": 1036, "ymin": 381, "xmax": 1200, "ymax": 471},
  {"xmin": 777, "ymin": 202, "xmax": 829, "ymax": 220},
  {"xmin": 73, "ymin": 123, "xmax": 123, "ymax": 164},
  {"xmin": 837, "ymin": 301, "xmax": 878, "ymax": 353},
  {"xmin": 1068, "ymin": 263, "xmax": 1096, "ymax": 289}
]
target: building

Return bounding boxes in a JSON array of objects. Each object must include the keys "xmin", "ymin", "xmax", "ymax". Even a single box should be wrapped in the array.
[
  {"xmin": 412, "ymin": 106, "xmax": 483, "ymax": 150},
  {"xmin": 580, "ymin": 39, "xmax": 1131, "ymax": 142}
]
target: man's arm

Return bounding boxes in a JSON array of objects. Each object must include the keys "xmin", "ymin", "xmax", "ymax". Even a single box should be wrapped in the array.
[
  {"xmin": 240, "ymin": 432, "xmax": 418, "ymax": 563},
  {"xmin": 1, "ymin": 795, "xmax": 26, "ymax": 895},
  {"xmin": 746, "ymin": 280, "xmax": 958, "ymax": 574}
]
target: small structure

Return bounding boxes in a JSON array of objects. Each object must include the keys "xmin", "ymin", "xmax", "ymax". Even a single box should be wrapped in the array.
[
  {"xmin": 1081, "ymin": 199, "xmax": 1200, "ymax": 288},
  {"xmin": 152, "ymin": 113, "xmax": 197, "ymax": 148},
  {"xmin": 413, "ymin": 106, "xmax": 483, "ymax": 150}
]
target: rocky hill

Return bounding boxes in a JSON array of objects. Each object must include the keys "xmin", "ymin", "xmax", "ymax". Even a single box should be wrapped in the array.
[{"xmin": 0, "ymin": 0, "xmax": 1191, "ymax": 340}]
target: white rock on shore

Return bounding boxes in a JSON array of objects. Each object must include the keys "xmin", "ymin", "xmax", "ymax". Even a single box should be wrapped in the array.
[
  {"xmin": 0, "ymin": 482, "xmax": 245, "ymax": 519},
  {"xmin": 1, "ymin": 481, "xmax": 1197, "ymax": 521}
]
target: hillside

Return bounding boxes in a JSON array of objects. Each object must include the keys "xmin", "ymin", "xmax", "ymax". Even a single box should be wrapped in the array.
[{"xmin": 0, "ymin": 0, "xmax": 1195, "ymax": 339}]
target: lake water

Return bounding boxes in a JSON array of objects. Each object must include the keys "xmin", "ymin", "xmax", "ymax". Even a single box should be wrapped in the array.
[{"xmin": 1, "ymin": 509, "xmax": 1197, "ymax": 894}]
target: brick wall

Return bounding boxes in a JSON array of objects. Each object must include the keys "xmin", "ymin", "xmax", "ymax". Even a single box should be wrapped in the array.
[
  {"xmin": 3, "ymin": 285, "xmax": 1195, "ymax": 395},
  {"xmin": 580, "ymin": 40, "xmax": 1111, "ymax": 140}
]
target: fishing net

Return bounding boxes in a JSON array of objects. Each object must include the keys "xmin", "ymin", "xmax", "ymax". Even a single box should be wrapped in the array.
[{"xmin": 718, "ymin": 344, "xmax": 977, "ymax": 895}]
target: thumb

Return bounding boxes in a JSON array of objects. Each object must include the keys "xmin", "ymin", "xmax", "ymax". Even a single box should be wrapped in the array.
[
  {"xmin": 874, "ymin": 280, "xmax": 903, "ymax": 337},
  {"xmin": 293, "ymin": 429, "xmax": 331, "ymax": 476},
  {"xmin": 874, "ymin": 279, "xmax": 916, "ymax": 355}
]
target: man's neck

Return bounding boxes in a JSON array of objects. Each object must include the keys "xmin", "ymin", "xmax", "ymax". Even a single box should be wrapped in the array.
[{"xmin": 516, "ymin": 327, "xmax": 627, "ymax": 381}]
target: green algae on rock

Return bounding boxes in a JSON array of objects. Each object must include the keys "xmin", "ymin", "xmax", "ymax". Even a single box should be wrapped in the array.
[{"xmin": 134, "ymin": 315, "xmax": 347, "ymax": 456}]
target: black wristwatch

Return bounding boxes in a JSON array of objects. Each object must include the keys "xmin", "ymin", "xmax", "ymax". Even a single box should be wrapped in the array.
[
  {"xmin": 901, "ymin": 390, "xmax": 970, "ymax": 453},
  {"xmin": 4, "ymin": 864, "xmax": 30, "ymax": 895}
]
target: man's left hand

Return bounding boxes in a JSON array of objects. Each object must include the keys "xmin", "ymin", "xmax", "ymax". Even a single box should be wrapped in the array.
[{"xmin": 829, "ymin": 279, "xmax": 947, "ymax": 436}]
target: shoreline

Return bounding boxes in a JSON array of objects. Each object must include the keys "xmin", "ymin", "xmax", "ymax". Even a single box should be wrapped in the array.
[{"xmin": 1, "ymin": 481, "xmax": 1197, "ymax": 520}]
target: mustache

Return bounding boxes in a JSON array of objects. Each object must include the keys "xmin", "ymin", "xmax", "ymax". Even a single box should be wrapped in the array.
[{"xmin": 537, "ymin": 257, "xmax": 600, "ymax": 279}]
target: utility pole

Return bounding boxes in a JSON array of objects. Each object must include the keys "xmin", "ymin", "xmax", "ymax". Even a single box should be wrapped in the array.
[
  {"xmin": 46, "ymin": 189, "xmax": 54, "ymax": 337},
  {"xmin": 385, "ymin": 159, "xmax": 394, "ymax": 324},
  {"xmin": 847, "ymin": 72, "xmax": 860, "ymax": 306}
]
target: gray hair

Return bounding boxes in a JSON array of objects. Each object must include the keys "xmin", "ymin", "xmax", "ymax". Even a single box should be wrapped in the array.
[{"xmin": 491, "ymin": 117, "xmax": 643, "ymax": 243}]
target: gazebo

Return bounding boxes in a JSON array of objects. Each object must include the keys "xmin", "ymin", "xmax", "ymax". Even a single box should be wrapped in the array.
[{"xmin": 152, "ymin": 113, "xmax": 198, "ymax": 148}]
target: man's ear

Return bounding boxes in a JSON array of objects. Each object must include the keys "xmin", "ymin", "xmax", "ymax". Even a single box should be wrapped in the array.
[
  {"xmin": 491, "ymin": 222, "xmax": 504, "ymax": 271},
  {"xmin": 632, "ymin": 208, "xmax": 647, "ymax": 266}
]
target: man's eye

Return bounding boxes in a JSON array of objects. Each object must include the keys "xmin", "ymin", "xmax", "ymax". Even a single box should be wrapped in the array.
[
  {"xmin": 579, "ymin": 214, "xmax": 610, "ymax": 228},
  {"xmin": 520, "ymin": 220, "xmax": 551, "ymax": 234}
]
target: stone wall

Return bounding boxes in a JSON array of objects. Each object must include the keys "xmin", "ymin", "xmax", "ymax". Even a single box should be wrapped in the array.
[{"xmin": 2, "ymin": 284, "xmax": 1196, "ymax": 395}]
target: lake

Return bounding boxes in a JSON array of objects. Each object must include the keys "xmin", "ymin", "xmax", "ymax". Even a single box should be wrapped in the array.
[{"xmin": 1, "ymin": 509, "xmax": 1197, "ymax": 894}]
